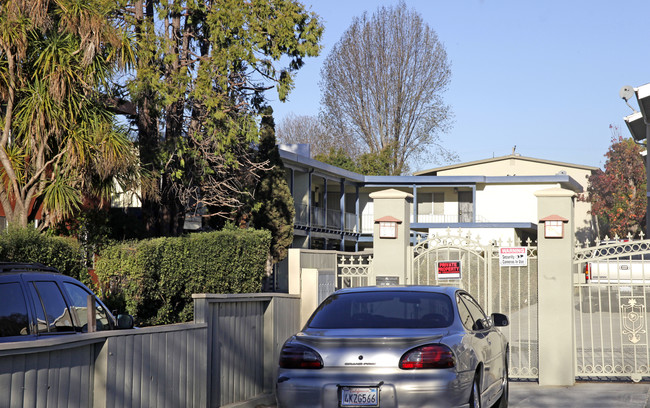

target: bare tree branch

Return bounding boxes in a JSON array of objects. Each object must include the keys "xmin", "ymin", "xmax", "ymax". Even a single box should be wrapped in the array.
[{"xmin": 319, "ymin": 2, "xmax": 455, "ymax": 175}]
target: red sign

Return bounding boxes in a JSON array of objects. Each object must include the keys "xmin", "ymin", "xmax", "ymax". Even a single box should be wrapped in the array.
[{"xmin": 437, "ymin": 261, "xmax": 461, "ymax": 280}]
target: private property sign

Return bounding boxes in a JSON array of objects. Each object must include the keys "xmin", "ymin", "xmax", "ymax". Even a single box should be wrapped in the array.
[
  {"xmin": 437, "ymin": 261, "xmax": 461, "ymax": 280},
  {"xmin": 499, "ymin": 247, "xmax": 527, "ymax": 267}
]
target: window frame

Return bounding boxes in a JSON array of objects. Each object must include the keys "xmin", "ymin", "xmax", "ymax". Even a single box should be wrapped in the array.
[{"xmin": 457, "ymin": 292, "xmax": 491, "ymax": 331}]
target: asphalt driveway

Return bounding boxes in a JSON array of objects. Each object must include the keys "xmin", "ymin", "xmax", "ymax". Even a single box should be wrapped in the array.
[
  {"xmin": 259, "ymin": 381, "xmax": 650, "ymax": 408},
  {"xmin": 509, "ymin": 381, "xmax": 650, "ymax": 408}
]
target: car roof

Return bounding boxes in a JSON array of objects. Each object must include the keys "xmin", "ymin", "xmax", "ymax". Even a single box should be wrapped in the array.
[
  {"xmin": 333, "ymin": 285, "xmax": 461, "ymax": 296},
  {"xmin": 0, "ymin": 262, "xmax": 61, "ymax": 274}
]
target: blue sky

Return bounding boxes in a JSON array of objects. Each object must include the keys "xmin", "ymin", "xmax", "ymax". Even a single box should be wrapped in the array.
[{"xmin": 268, "ymin": 0, "xmax": 650, "ymax": 172}]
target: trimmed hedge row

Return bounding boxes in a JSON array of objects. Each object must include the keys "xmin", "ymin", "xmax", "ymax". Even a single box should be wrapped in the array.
[
  {"xmin": 94, "ymin": 228, "xmax": 272, "ymax": 326},
  {"xmin": 0, "ymin": 227, "xmax": 86, "ymax": 282}
]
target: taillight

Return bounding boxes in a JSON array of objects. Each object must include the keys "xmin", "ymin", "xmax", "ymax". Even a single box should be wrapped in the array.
[
  {"xmin": 399, "ymin": 344, "xmax": 455, "ymax": 369},
  {"xmin": 279, "ymin": 343, "xmax": 323, "ymax": 369},
  {"xmin": 585, "ymin": 263, "xmax": 591, "ymax": 282}
]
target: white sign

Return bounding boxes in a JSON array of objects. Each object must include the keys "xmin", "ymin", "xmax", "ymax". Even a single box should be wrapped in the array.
[{"xmin": 499, "ymin": 247, "xmax": 527, "ymax": 267}]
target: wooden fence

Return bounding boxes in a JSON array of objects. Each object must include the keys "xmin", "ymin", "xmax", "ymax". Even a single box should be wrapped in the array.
[{"xmin": 0, "ymin": 293, "xmax": 301, "ymax": 408}]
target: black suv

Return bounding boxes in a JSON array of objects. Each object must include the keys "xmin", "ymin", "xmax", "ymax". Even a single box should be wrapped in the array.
[{"xmin": 0, "ymin": 263, "xmax": 133, "ymax": 342}]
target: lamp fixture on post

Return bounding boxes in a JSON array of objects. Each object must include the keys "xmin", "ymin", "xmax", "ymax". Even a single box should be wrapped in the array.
[{"xmin": 621, "ymin": 83, "xmax": 650, "ymax": 235}]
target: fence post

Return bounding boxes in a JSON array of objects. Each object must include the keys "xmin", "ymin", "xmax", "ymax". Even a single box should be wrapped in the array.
[
  {"xmin": 193, "ymin": 296, "xmax": 213, "ymax": 407},
  {"xmin": 535, "ymin": 187, "xmax": 576, "ymax": 386}
]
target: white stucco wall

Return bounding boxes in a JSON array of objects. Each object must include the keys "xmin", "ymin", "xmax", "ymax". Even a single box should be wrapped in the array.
[{"xmin": 476, "ymin": 183, "xmax": 549, "ymax": 223}]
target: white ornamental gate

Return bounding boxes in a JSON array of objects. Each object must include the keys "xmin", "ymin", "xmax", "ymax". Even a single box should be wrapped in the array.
[
  {"xmin": 573, "ymin": 236, "xmax": 650, "ymax": 381},
  {"xmin": 411, "ymin": 230, "xmax": 539, "ymax": 380}
]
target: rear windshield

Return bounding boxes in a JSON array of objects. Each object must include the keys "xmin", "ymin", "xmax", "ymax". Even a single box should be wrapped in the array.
[{"xmin": 307, "ymin": 291, "xmax": 454, "ymax": 329}]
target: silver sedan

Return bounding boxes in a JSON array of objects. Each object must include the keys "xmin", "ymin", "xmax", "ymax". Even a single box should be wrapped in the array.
[{"xmin": 276, "ymin": 286, "xmax": 509, "ymax": 408}]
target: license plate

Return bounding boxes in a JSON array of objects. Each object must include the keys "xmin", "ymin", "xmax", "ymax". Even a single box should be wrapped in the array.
[{"xmin": 340, "ymin": 387, "xmax": 379, "ymax": 407}]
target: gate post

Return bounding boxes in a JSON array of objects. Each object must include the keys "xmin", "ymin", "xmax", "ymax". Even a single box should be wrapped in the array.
[
  {"xmin": 369, "ymin": 189, "xmax": 412, "ymax": 285},
  {"xmin": 535, "ymin": 187, "xmax": 576, "ymax": 386}
]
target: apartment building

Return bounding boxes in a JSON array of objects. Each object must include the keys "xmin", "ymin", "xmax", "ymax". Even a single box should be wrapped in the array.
[{"xmin": 280, "ymin": 145, "xmax": 598, "ymax": 250}]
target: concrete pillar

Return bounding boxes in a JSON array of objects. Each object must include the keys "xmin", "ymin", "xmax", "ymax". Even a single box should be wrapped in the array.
[
  {"xmin": 300, "ymin": 268, "xmax": 319, "ymax": 326},
  {"xmin": 287, "ymin": 248, "xmax": 302, "ymax": 295},
  {"xmin": 370, "ymin": 189, "xmax": 412, "ymax": 285},
  {"xmin": 535, "ymin": 187, "xmax": 576, "ymax": 386}
]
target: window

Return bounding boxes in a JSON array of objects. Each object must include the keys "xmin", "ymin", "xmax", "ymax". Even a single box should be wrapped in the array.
[
  {"xmin": 458, "ymin": 292, "xmax": 491, "ymax": 331},
  {"xmin": 417, "ymin": 193, "xmax": 432, "ymax": 214},
  {"xmin": 457, "ymin": 295, "xmax": 474, "ymax": 331},
  {"xmin": 0, "ymin": 282, "xmax": 30, "ymax": 337},
  {"xmin": 433, "ymin": 192, "xmax": 444, "ymax": 215},
  {"xmin": 307, "ymin": 291, "xmax": 454, "ymax": 329},
  {"xmin": 63, "ymin": 282, "xmax": 112, "ymax": 331},
  {"xmin": 29, "ymin": 281, "xmax": 75, "ymax": 333}
]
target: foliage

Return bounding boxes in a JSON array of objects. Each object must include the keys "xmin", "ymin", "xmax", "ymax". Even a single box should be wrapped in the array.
[
  {"xmin": 121, "ymin": 0, "xmax": 324, "ymax": 235},
  {"xmin": 319, "ymin": 1, "xmax": 455, "ymax": 175},
  {"xmin": 0, "ymin": 226, "xmax": 86, "ymax": 283},
  {"xmin": 0, "ymin": 0, "xmax": 142, "ymax": 228},
  {"xmin": 314, "ymin": 149, "xmax": 360, "ymax": 173},
  {"xmin": 94, "ymin": 229, "xmax": 272, "ymax": 325},
  {"xmin": 248, "ymin": 107, "xmax": 294, "ymax": 269},
  {"xmin": 357, "ymin": 145, "xmax": 397, "ymax": 176},
  {"xmin": 315, "ymin": 145, "xmax": 395, "ymax": 175},
  {"xmin": 583, "ymin": 128, "xmax": 646, "ymax": 237}
]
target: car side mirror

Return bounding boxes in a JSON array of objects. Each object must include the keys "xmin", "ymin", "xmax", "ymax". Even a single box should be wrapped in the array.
[
  {"xmin": 116, "ymin": 314, "xmax": 135, "ymax": 329},
  {"xmin": 491, "ymin": 313, "xmax": 509, "ymax": 327}
]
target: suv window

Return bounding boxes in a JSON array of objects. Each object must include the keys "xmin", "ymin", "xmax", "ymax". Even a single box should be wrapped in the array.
[
  {"xmin": 29, "ymin": 281, "xmax": 75, "ymax": 333},
  {"xmin": 0, "ymin": 282, "xmax": 30, "ymax": 337},
  {"xmin": 63, "ymin": 282, "xmax": 112, "ymax": 331}
]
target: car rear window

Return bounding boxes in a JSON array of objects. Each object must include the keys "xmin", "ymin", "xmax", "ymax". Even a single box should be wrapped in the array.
[{"xmin": 307, "ymin": 291, "xmax": 454, "ymax": 329}]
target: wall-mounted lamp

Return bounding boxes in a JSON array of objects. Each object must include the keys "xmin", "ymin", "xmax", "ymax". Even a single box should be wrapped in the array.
[
  {"xmin": 375, "ymin": 215, "xmax": 401, "ymax": 239},
  {"xmin": 540, "ymin": 214, "xmax": 568, "ymax": 238}
]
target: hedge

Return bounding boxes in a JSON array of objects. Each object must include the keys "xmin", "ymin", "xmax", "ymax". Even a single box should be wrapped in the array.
[
  {"xmin": 0, "ymin": 227, "xmax": 86, "ymax": 282},
  {"xmin": 94, "ymin": 228, "xmax": 272, "ymax": 326}
]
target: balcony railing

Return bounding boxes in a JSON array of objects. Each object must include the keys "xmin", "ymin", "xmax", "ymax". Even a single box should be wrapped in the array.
[
  {"xmin": 294, "ymin": 204, "xmax": 358, "ymax": 233},
  {"xmin": 361, "ymin": 213, "xmax": 489, "ymax": 234},
  {"xmin": 298, "ymin": 206, "xmax": 491, "ymax": 235}
]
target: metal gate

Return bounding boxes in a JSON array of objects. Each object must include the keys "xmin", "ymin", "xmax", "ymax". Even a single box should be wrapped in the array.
[
  {"xmin": 573, "ymin": 237, "xmax": 650, "ymax": 381},
  {"xmin": 411, "ymin": 230, "xmax": 539, "ymax": 379}
]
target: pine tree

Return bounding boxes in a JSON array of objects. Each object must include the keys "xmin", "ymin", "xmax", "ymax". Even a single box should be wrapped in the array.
[{"xmin": 251, "ymin": 107, "xmax": 295, "ymax": 273}]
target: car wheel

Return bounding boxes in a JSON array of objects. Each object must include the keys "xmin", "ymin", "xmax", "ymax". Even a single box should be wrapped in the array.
[
  {"xmin": 469, "ymin": 372, "xmax": 482, "ymax": 408},
  {"xmin": 495, "ymin": 355, "xmax": 509, "ymax": 408}
]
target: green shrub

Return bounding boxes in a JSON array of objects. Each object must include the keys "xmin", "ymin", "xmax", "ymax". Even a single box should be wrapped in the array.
[
  {"xmin": 94, "ymin": 229, "xmax": 272, "ymax": 326},
  {"xmin": 0, "ymin": 226, "xmax": 86, "ymax": 282}
]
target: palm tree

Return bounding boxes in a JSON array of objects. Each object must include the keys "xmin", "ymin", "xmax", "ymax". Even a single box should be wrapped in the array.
[{"xmin": 0, "ymin": 0, "xmax": 140, "ymax": 228}]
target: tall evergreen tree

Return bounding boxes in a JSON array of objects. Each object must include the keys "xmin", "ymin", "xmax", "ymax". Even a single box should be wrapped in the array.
[
  {"xmin": 120, "ymin": 0, "xmax": 323, "ymax": 236},
  {"xmin": 250, "ymin": 107, "xmax": 295, "ymax": 273}
]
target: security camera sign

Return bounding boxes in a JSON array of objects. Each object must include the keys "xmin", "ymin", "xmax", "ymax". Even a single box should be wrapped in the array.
[{"xmin": 499, "ymin": 247, "xmax": 527, "ymax": 267}]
